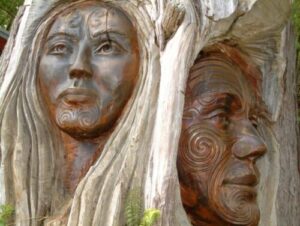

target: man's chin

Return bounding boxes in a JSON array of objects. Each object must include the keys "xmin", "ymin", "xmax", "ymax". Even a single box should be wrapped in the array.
[{"xmin": 210, "ymin": 185, "xmax": 260, "ymax": 225}]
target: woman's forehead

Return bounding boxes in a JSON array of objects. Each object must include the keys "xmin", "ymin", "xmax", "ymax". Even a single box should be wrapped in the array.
[{"xmin": 47, "ymin": 4, "xmax": 134, "ymax": 39}]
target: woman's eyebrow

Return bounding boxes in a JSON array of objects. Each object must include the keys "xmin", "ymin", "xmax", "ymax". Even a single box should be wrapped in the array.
[
  {"xmin": 90, "ymin": 29, "xmax": 127, "ymax": 39},
  {"xmin": 46, "ymin": 32, "xmax": 79, "ymax": 42},
  {"xmin": 90, "ymin": 31, "xmax": 131, "ymax": 48}
]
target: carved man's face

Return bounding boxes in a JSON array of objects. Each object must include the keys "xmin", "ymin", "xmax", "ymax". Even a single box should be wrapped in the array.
[
  {"xmin": 177, "ymin": 58, "xmax": 266, "ymax": 225},
  {"xmin": 38, "ymin": 4, "xmax": 139, "ymax": 139}
]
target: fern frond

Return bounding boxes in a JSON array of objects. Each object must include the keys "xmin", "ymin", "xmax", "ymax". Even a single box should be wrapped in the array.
[{"xmin": 125, "ymin": 188, "xmax": 143, "ymax": 226}]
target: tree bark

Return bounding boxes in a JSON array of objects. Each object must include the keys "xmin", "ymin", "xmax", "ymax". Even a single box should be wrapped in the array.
[
  {"xmin": 273, "ymin": 20, "xmax": 300, "ymax": 226},
  {"xmin": 0, "ymin": 0, "xmax": 298, "ymax": 226}
]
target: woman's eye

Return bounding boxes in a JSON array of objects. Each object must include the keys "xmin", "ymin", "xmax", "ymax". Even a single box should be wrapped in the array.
[
  {"xmin": 48, "ymin": 43, "xmax": 69, "ymax": 55},
  {"xmin": 95, "ymin": 42, "xmax": 122, "ymax": 55}
]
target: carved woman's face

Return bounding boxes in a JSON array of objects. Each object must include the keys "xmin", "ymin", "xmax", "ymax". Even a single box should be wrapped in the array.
[
  {"xmin": 177, "ymin": 59, "xmax": 266, "ymax": 225},
  {"xmin": 38, "ymin": 4, "xmax": 139, "ymax": 139}
]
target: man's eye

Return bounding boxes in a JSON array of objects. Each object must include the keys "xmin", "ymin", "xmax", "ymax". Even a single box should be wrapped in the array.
[
  {"xmin": 95, "ymin": 41, "xmax": 122, "ymax": 55},
  {"xmin": 182, "ymin": 108, "xmax": 199, "ymax": 120},
  {"xmin": 209, "ymin": 110, "xmax": 230, "ymax": 129},
  {"xmin": 48, "ymin": 43, "xmax": 69, "ymax": 55},
  {"xmin": 249, "ymin": 115, "xmax": 258, "ymax": 129}
]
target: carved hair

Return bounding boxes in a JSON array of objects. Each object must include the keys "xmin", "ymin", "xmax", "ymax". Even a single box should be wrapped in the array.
[{"xmin": 0, "ymin": 1, "xmax": 154, "ymax": 225}]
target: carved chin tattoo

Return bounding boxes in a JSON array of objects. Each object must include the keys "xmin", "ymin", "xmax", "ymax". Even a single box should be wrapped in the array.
[
  {"xmin": 208, "ymin": 157, "xmax": 260, "ymax": 226},
  {"xmin": 56, "ymin": 102, "xmax": 101, "ymax": 136},
  {"xmin": 38, "ymin": 4, "xmax": 140, "ymax": 140}
]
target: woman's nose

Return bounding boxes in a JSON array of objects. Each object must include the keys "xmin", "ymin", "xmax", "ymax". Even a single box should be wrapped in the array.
[{"xmin": 69, "ymin": 44, "xmax": 92, "ymax": 79}]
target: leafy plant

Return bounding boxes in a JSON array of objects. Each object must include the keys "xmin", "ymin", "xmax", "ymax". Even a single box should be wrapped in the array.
[
  {"xmin": 139, "ymin": 209, "xmax": 161, "ymax": 226},
  {"xmin": 125, "ymin": 188, "xmax": 143, "ymax": 226},
  {"xmin": 292, "ymin": 0, "xmax": 300, "ymax": 125},
  {"xmin": 0, "ymin": 204, "xmax": 14, "ymax": 226},
  {"xmin": 0, "ymin": 0, "xmax": 24, "ymax": 30},
  {"xmin": 125, "ymin": 188, "xmax": 160, "ymax": 226},
  {"xmin": 292, "ymin": 0, "xmax": 300, "ymax": 69}
]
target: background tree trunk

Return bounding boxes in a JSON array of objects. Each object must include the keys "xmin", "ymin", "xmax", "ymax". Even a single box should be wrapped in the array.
[
  {"xmin": 0, "ymin": 0, "xmax": 298, "ymax": 226},
  {"xmin": 273, "ymin": 20, "xmax": 300, "ymax": 226}
]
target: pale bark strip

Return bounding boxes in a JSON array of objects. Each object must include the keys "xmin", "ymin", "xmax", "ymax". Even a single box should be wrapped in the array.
[
  {"xmin": 0, "ymin": 6, "xmax": 25, "ymax": 87},
  {"xmin": 0, "ymin": 0, "xmax": 31, "ymax": 208},
  {"xmin": 0, "ymin": 1, "xmax": 297, "ymax": 226},
  {"xmin": 144, "ymin": 1, "xmax": 201, "ymax": 225},
  {"xmin": 257, "ymin": 125, "xmax": 279, "ymax": 226},
  {"xmin": 274, "ymin": 20, "xmax": 300, "ymax": 226},
  {"xmin": 0, "ymin": 2, "xmax": 31, "ymax": 102}
]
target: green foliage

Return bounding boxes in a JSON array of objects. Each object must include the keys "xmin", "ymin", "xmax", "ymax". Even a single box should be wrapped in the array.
[
  {"xmin": 292, "ymin": 0, "xmax": 300, "ymax": 125},
  {"xmin": 140, "ymin": 209, "xmax": 161, "ymax": 226},
  {"xmin": 293, "ymin": 0, "xmax": 300, "ymax": 54},
  {"xmin": 125, "ymin": 188, "xmax": 143, "ymax": 226},
  {"xmin": 0, "ymin": 0, "xmax": 24, "ymax": 30},
  {"xmin": 0, "ymin": 204, "xmax": 14, "ymax": 226},
  {"xmin": 125, "ymin": 188, "xmax": 160, "ymax": 226}
]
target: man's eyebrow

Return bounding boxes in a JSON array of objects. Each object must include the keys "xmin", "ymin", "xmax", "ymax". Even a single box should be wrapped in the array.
[
  {"xmin": 212, "ymin": 93, "xmax": 239, "ymax": 103},
  {"xmin": 195, "ymin": 92, "xmax": 239, "ymax": 108},
  {"xmin": 46, "ymin": 32, "xmax": 79, "ymax": 42}
]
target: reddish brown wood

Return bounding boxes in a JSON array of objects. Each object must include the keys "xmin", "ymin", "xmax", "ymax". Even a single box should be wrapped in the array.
[
  {"xmin": 0, "ymin": 38, "xmax": 6, "ymax": 52},
  {"xmin": 0, "ymin": 29, "xmax": 8, "ymax": 53},
  {"xmin": 38, "ymin": 3, "xmax": 140, "ymax": 192},
  {"xmin": 177, "ymin": 44, "xmax": 268, "ymax": 226}
]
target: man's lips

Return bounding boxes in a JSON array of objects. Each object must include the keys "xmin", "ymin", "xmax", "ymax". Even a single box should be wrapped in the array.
[
  {"xmin": 58, "ymin": 88, "xmax": 98, "ymax": 105},
  {"xmin": 223, "ymin": 174, "xmax": 258, "ymax": 187}
]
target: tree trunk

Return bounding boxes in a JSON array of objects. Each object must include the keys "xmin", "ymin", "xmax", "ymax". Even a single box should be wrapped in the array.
[
  {"xmin": 0, "ymin": 0, "xmax": 298, "ymax": 226},
  {"xmin": 273, "ymin": 20, "xmax": 300, "ymax": 226}
]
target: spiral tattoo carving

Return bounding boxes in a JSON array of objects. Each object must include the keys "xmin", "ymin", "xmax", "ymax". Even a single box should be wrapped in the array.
[
  {"xmin": 208, "ymin": 159, "xmax": 260, "ymax": 226},
  {"xmin": 56, "ymin": 104, "xmax": 101, "ymax": 131},
  {"xmin": 178, "ymin": 123, "xmax": 226, "ymax": 173},
  {"xmin": 221, "ymin": 186, "xmax": 259, "ymax": 225}
]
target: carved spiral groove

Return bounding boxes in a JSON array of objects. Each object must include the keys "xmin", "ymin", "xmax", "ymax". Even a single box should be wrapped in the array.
[
  {"xmin": 56, "ymin": 104, "xmax": 100, "ymax": 129},
  {"xmin": 208, "ymin": 161, "xmax": 260, "ymax": 226},
  {"xmin": 217, "ymin": 185, "xmax": 259, "ymax": 225},
  {"xmin": 178, "ymin": 124, "xmax": 225, "ymax": 173}
]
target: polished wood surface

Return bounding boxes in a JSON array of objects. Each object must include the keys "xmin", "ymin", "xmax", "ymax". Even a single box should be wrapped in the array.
[
  {"xmin": 177, "ymin": 45, "xmax": 267, "ymax": 226},
  {"xmin": 38, "ymin": 3, "xmax": 140, "ymax": 192}
]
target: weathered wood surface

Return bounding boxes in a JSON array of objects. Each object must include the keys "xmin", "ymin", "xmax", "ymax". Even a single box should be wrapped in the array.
[
  {"xmin": 273, "ymin": 20, "xmax": 300, "ymax": 226},
  {"xmin": 0, "ymin": 0, "xmax": 297, "ymax": 226}
]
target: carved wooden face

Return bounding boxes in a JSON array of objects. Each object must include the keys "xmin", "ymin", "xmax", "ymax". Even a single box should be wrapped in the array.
[
  {"xmin": 177, "ymin": 56, "xmax": 267, "ymax": 225},
  {"xmin": 38, "ymin": 4, "xmax": 139, "ymax": 139}
]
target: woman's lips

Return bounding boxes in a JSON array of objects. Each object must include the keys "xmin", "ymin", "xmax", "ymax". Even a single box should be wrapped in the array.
[{"xmin": 58, "ymin": 88, "xmax": 98, "ymax": 105}]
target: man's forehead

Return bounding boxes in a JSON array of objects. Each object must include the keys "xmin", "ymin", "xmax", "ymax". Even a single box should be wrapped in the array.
[
  {"xmin": 47, "ymin": 5, "xmax": 133, "ymax": 38},
  {"xmin": 189, "ymin": 71, "xmax": 240, "ymax": 90},
  {"xmin": 187, "ymin": 71, "xmax": 244, "ymax": 101}
]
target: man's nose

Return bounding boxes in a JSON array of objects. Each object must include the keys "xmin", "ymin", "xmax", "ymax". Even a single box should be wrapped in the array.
[
  {"xmin": 69, "ymin": 45, "xmax": 92, "ymax": 79},
  {"xmin": 231, "ymin": 121, "xmax": 267, "ymax": 161}
]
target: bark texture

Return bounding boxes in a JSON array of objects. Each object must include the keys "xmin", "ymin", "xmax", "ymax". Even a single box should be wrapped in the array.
[
  {"xmin": 0, "ymin": 0, "xmax": 297, "ymax": 226},
  {"xmin": 273, "ymin": 20, "xmax": 300, "ymax": 226}
]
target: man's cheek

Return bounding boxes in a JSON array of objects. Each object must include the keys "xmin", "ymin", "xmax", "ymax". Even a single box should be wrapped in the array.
[{"xmin": 178, "ymin": 123, "xmax": 227, "ymax": 174}]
